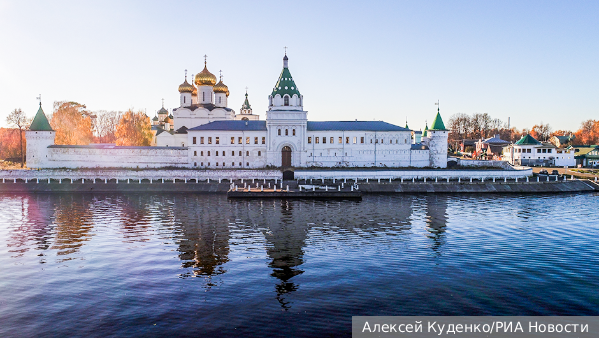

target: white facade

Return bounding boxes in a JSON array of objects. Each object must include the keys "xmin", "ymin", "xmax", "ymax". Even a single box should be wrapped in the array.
[
  {"xmin": 502, "ymin": 134, "xmax": 575, "ymax": 167},
  {"xmin": 26, "ymin": 54, "xmax": 449, "ymax": 170}
]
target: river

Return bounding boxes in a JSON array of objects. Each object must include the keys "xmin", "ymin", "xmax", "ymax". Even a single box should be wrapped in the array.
[{"xmin": 0, "ymin": 193, "xmax": 597, "ymax": 337}]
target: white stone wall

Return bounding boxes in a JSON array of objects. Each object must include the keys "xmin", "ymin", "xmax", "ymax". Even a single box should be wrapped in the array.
[
  {"xmin": 266, "ymin": 109, "xmax": 308, "ymax": 167},
  {"xmin": 428, "ymin": 130, "xmax": 449, "ymax": 168},
  {"xmin": 173, "ymin": 106, "xmax": 235, "ymax": 130},
  {"xmin": 42, "ymin": 147, "xmax": 189, "ymax": 169}
]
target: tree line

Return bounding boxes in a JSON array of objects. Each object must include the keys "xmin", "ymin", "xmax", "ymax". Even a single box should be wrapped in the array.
[
  {"xmin": 448, "ymin": 112, "xmax": 599, "ymax": 150},
  {"xmin": 2, "ymin": 101, "xmax": 153, "ymax": 167}
]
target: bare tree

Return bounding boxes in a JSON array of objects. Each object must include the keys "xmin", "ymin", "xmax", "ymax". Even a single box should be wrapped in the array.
[
  {"xmin": 93, "ymin": 110, "xmax": 122, "ymax": 143},
  {"xmin": 6, "ymin": 109, "xmax": 31, "ymax": 168}
]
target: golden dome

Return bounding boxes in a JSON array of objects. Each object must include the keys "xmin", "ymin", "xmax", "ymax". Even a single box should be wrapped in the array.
[
  {"xmin": 213, "ymin": 78, "xmax": 229, "ymax": 96},
  {"xmin": 192, "ymin": 86, "xmax": 197, "ymax": 96},
  {"xmin": 195, "ymin": 62, "xmax": 217, "ymax": 86},
  {"xmin": 178, "ymin": 79, "xmax": 194, "ymax": 93},
  {"xmin": 164, "ymin": 116, "xmax": 172, "ymax": 124}
]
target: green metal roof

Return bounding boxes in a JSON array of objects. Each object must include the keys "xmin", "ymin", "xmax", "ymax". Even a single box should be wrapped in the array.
[
  {"xmin": 429, "ymin": 110, "xmax": 447, "ymax": 130},
  {"xmin": 29, "ymin": 104, "xmax": 53, "ymax": 131},
  {"xmin": 515, "ymin": 134, "xmax": 541, "ymax": 145},
  {"xmin": 271, "ymin": 57, "xmax": 301, "ymax": 97},
  {"xmin": 241, "ymin": 92, "xmax": 252, "ymax": 110},
  {"xmin": 423, "ymin": 122, "xmax": 429, "ymax": 137}
]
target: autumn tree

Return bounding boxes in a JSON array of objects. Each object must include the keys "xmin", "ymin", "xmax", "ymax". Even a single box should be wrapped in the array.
[
  {"xmin": 6, "ymin": 108, "xmax": 31, "ymax": 167},
  {"xmin": 530, "ymin": 123, "xmax": 552, "ymax": 141},
  {"xmin": 115, "ymin": 110, "xmax": 153, "ymax": 146},
  {"xmin": 0, "ymin": 128, "xmax": 25, "ymax": 162},
  {"xmin": 50, "ymin": 101, "xmax": 94, "ymax": 145},
  {"xmin": 574, "ymin": 119, "xmax": 599, "ymax": 145},
  {"xmin": 93, "ymin": 110, "xmax": 122, "ymax": 143}
]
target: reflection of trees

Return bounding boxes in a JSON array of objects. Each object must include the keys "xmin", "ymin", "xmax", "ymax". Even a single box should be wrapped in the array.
[
  {"xmin": 174, "ymin": 196, "xmax": 230, "ymax": 281},
  {"xmin": 51, "ymin": 195, "xmax": 94, "ymax": 259},
  {"xmin": 6, "ymin": 195, "xmax": 55, "ymax": 259},
  {"xmin": 424, "ymin": 195, "xmax": 448, "ymax": 256},
  {"xmin": 116, "ymin": 195, "xmax": 152, "ymax": 243}
]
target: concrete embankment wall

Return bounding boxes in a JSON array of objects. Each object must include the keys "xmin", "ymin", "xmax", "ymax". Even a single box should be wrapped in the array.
[
  {"xmin": 0, "ymin": 179, "xmax": 596, "ymax": 194},
  {"xmin": 294, "ymin": 168, "xmax": 532, "ymax": 180}
]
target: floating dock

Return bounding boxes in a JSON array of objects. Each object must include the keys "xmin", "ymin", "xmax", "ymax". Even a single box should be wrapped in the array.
[{"xmin": 227, "ymin": 189, "xmax": 362, "ymax": 200}]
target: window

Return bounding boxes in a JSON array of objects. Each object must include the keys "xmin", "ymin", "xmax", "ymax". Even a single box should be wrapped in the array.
[
  {"xmin": 339, "ymin": 137, "xmax": 342, "ymax": 144},
  {"xmin": 194, "ymin": 151, "xmax": 197, "ymax": 156},
  {"xmin": 284, "ymin": 96, "xmax": 289, "ymax": 106},
  {"xmin": 208, "ymin": 137, "xmax": 212, "ymax": 144},
  {"xmin": 308, "ymin": 137, "xmax": 312, "ymax": 144},
  {"xmin": 239, "ymin": 151, "xmax": 242, "ymax": 156},
  {"xmin": 201, "ymin": 151, "xmax": 204, "ymax": 156},
  {"xmin": 293, "ymin": 129, "xmax": 296, "ymax": 136},
  {"xmin": 184, "ymin": 97, "xmax": 186, "ymax": 103},
  {"xmin": 258, "ymin": 151, "xmax": 261, "ymax": 156},
  {"xmin": 219, "ymin": 97, "xmax": 221, "ymax": 104},
  {"xmin": 194, "ymin": 162, "xmax": 196, "ymax": 166},
  {"xmin": 201, "ymin": 162, "xmax": 203, "ymax": 166},
  {"xmin": 216, "ymin": 151, "xmax": 219, "ymax": 156},
  {"xmin": 285, "ymin": 129, "xmax": 288, "ymax": 136},
  {"xmin": 222, "ymin": 162, "xmax": 225, "ymax": 167},
  {"xmin": 246, "ymin": 137, "xmax": 250, "ymax": 144},
  {"xmin": 330, "ymin": 137, "xmax": 334, "ymax": 144},
  {"xmin": 262, "ymin": 137, "xmax": 265, "ymax": 144},
  {"xmin": 548, "ymin": 149, "xmax": 552, "ymax": 153},
  {"xmin": 278, "ymin": 129, "xmax": 281, "ymax": 136},
  {"xmin": 216, "ymin": 162, "xmax": 219, "ymax": 166},
  {"xmin": 200, "ymin": 137, "xmax": 204, "ymax": 144},
  {"xmin": 323, "ymin": 137, "xmax": 326, "ymax": 144},
  {"xmin": 316, "ymin": 137, "xmax": 320, "ymax": 144},
  {"xmin": 537, "ymin": 149, "xmax": 541, "ymax": 153},
  {"xmin": 254, "ymin": 137, "xmax": 258, "ymax": 144},
  {"xmin": 214, "ymin": 137, "xmax": 219, "ymax": 144},
  {"xmin": 238, "ymin": 137, "xmax": 242, "ymax": 144},
  {"xmin": 232, "ymin": 151, "xmax": 235, "ymax": 156},
  {"xmin": 370, "ymin": 139, "xmax": 373, "ymax": 144},
  {"xmin": 231, "ymin": 137, "xmax": 235, "ymax": 144},
  {"xmin": 208, "ymin": 162, "xmax": 210, "ymax": 166},
  {"xmin": 361, "ymin": 137, "xmax": 364, "ymax": 144},
  {"xmin": 203, "ymin": 92, "xmax": 205, "ymax": 101},
  {"xmin": 208, "ymin": 151, "xmax": 211, "ymax": 156},
  {"xmin": 239, "ymin": 162, "xmax": 242, "ymax": 166},
  {"xmin": 193, "ymin": 137, "xmax": 197, "ymax": 144},
  {"xmin": 246, "ymin": 151, "xmax": 249, "ymax": 156},
  {"xmin": 527, "ymin": 149, "xmax": 531, "ymax": 153},
  {"xmin": 232, "ymin": 162, "xmax": 235, "ymax": 166},
  {"xmin": 346, "ymin": 137, "xmax": 350, "ymax": 144},
  {"xmin": 353, "ymin": 137, "xmax": 357, "ymax": 144},
  {"xmin": 246, "ymin": 162, "xmax": 249, "ymax": 166}
]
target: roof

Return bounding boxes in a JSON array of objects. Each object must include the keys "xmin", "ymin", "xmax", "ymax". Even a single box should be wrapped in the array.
[
  {"xmin": 271, "ymin": 57, "xmax": 300, "ymax": 97},
  {"xmin": 241, "ymin": 92, "xmax": 252, "ymax": 111},
  {"xmin": 429, "ymin": 111, "xmax": 447, "ymax": 130},
  {"xmin": 553, "ymin": 135, "xmax": 575, "ymax": 143},
  {"xmin": 482, "ymin": 135, "xmax": 510, "ymax": 144},
  {"xmin": 307, "ymin": 121, "xmax": 409, "ymax": 132},
  {"xmin": 515, "ymin": 134, "xmax": 541, "ymax": 145},
  {"xmin": 174, "ymin": 103, "xmax": 233, "ymax": 112},
  {"xmin": 175, "ymin": 126, "xmax": 188, "ymax": 134},
  {"xmin": 29, "ymin": 104, "xmax": 53, "ymax": 131},
  {"xmin": 188, "ymin": 120, "xmax": 267, "ymax": 131}
]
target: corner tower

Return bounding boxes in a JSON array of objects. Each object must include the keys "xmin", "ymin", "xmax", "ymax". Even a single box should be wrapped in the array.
[
  {"xmin": 427, "ymin": 107, "xmax": 449, "ymax": 168},
  {"xmin": 26, "ymin": 103, "xmax": 55, "ymax": 169}
]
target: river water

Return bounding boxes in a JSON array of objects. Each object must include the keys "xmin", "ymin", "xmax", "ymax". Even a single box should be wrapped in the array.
[{"xmin": 0, "ymin": 193, "xmax": 597, "ymax": 337}]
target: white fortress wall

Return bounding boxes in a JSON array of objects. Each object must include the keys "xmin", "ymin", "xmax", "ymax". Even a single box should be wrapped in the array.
[{"xmin": 43, "ymin": 146, "xmax": 189, "ymax": 169}]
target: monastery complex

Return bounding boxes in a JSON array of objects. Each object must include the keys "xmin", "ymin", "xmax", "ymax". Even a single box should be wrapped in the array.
[{"xmin": 26, "ymin": 54, "xmax": 449, "ymax": 170}]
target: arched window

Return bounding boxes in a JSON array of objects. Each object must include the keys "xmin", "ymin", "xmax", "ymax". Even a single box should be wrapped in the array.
[
  {"xmin": 242, "ymin": 117, "xmax": 249, "ymax": 121},
  {"xmin": 278, "ymin": 129, "xmax": 281, "ymax": 136},
  {"xmin": 219, "ymin": 97, "xmax": 221, "ymax": 104},
  {"xmin": 284, "ymin": 96, "xmax": 289, "ymax": 106},
  {"xmin": 285, "ymin": 129, "xmax": 288, "ymax": 136},
  {"xmin": 203, "ymin": 92, "xmax": 205, "ymax": 101}
]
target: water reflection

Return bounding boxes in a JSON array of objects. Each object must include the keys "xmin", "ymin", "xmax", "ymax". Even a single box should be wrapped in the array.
[
  {"xmin": 424, "ymin": 195, "xmax": 448, "ymax": 256},
  {"xmin": 265, "ymin": 200, "xmax": 306, "ymax": 310}
]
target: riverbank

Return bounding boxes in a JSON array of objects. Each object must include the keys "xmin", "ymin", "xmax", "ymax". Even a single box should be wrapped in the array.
[{"xmin": 0, "ymin": 178, "xmax": 596, "ymax": 194}]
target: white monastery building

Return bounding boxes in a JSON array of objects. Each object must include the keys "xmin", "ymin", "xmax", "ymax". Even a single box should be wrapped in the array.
[
  {"xmin": 502, "ymin": 134, "xmax": 575, "ymax": 167},
  {"xmin": 26, "ymin": 54, "xmax": 449, "ymax": 169}
]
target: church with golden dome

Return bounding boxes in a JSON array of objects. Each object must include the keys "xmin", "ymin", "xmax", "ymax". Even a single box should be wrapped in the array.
[{"xmin": 26, "ymin": 53, "xmax": 448, "ymax": 169}]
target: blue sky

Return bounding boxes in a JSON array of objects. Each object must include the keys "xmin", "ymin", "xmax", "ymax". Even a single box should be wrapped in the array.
[{"xmin": 1, "ymin": 0, "xmax": 597, "ymax": 132}]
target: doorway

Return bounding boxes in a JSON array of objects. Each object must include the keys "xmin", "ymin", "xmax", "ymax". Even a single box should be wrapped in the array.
[{"xmin": 282, "ymin": 146, "xmax": 292, "ymax": 167}]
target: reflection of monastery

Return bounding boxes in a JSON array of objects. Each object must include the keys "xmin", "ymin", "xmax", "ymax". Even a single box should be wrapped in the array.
[{"xmin": 26, "ymin": 54, "xmax": 449, "ymax": 169}]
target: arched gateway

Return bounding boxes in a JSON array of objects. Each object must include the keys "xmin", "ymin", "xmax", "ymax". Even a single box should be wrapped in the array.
[{"xmin": 282, "ymin": 146, "xmax": 292, "ymax": 167}]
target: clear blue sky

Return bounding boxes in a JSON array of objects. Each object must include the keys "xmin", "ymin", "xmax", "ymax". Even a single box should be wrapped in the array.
[{"xmin": 1, "ymin": 0, "xmax": 597, "ymax": 132}]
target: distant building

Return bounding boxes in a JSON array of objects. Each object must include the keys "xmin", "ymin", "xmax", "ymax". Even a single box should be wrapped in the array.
[
  {"xmin": 475, "ymin": 134, "xmax": 510, "ymax": 160},
  {"xmin": 502, "ymin": 134, "xmax": 575, "ymax": 167},
  {"xmin": 566, "ymin": 145, "xmax": 599, "ymax": 167},
  {"xmin": 549, "ymin": 134, "xmax": 576, "ymax": 148}
]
